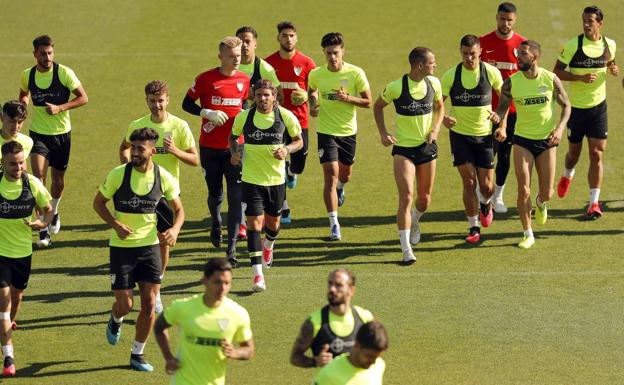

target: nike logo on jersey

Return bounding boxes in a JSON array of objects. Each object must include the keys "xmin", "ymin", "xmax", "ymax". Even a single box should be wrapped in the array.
[
  {"xmin": 214, "ymin": 85, "xmax": 223, "ymax": 90},
  {"xmin": 486, "ymin": 50, "xmax": 495, "ymax": 54}
]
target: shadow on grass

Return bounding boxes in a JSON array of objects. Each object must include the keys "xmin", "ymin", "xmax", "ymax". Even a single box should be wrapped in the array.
[{"xmin": 14, "ymin": 360, "xmax": 129, "ymax": 378}]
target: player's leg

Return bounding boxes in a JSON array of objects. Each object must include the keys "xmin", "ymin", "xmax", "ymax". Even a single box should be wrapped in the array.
[
  {"xmin": 46, "ymin": 132, "xmax": 70, "ymax": 237},
  {"xmin": 0, "ymin": 263, "xmax": 15, "ymax": 376},
  {"xmin": 534, "ymin": 146, "xmax": 556, "ymax": 226},
  {"xmin": 414, "ymin": 157, "xmax": 436, "ymax": 243},
  {"xmin": 262, "ymin": 184, "xmax": 285, "ymax": 270},
  {"xmin": 513, "ymin": 144, "xmax": 535, "ymax": 248},
  {"xmin": 30, "ymin": 151, "xmax": 52, "ymax": 247},
  {"xmin": 200, "ymin": 148, "xmax": 225, "ymax": 248},
  {"xmin": 586, "ymin": 137, "xmax": 606, "ymax": 218},
  {"xmin": 224, "ymin": 154, "xmax": 243, "ymax": 263},
  {"xmin": 457, "ymin": 164, "xmax": 480, "ymax": 242},
  {"xmin": 107, "ymin": 247, "xmax": 136, "ymax": 345},
  {"xmin": 492, "ymin": 113, "xmax": 516, "ymax": 213},
  {"xmin": 476, "ymin": 167, "xmax": 495, "ymax": 227},
  {"xmin": 558, "ymin": 108, "xmax": 584, "ymax": 198},
  {"xmin": 394, "ymin": 154, "xmax": 416, "ymax": 263},
  {"xmin": 335, "ymin": 135, "xmax": 356, "ymax": 208},
  {"xmin": 243, "ymin": 183, "xmax": 266, "ymax": 291}
]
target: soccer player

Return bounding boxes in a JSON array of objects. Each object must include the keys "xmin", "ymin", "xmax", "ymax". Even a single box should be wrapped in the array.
[
  {"xmin": 18, "ymin": 35, "xmax": 88, "ymax": 247},
  {"xmin": 290, "ymin": 269, "xmax": 373, "ymax": 369},
  {"xmin": 554, "ymin": 6, "xmax": 618, "ymax": 219},
  {"xmin": 373, "ymin": 47, "xmax": 444, "ymax": 264},
  {"xmin": 308, "ymin": 32, "xmax": 372, "ymax": 241},
  {"xmin": 265, "ymin": 21, "xmax": 316, "ymax": 225},
  {"xmin": 441, "ymin": 34, "xmax": 504, "ymax": 243},
  {"xmin": 119, "ymin": 81, "xmax": 198, "ymax": 314},
  {"xmin": 93, "ymin": 128, "xmax": 185, "ymax": 371},
  {"xmin": 496, "ymin": 40, "xmax": 570, "ymax": 249},
  {"xmin": 313, "ymin": 321, "xmax": 388, "ymax": 385},
  {"xmin": 480, "ymin": 2, "xmax": 526, "ymax": 213},
  {"xmin": 1, "ymin": 101, "xmax": 33, "ymax": 163},
  {"xmin": 230, "ymin": 79, "xmax": 302, "ymax": 292},
  {"xmin": 0, "ymin": 141, "xmax": 52, "ymax": 377},
  {"xmin": 181, "ymin": 37, "xmax": 249, "ymax": 266},
  {"xmin": 154, "ymin": 258, "xmax": 254, "ymax": 385}
]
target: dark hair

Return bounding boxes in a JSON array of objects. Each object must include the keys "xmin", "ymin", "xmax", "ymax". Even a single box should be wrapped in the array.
[
  {"xmin": 236, "ymin": 26, "xmax": 258, "ymax": 39},
  {"xmin": 1, "ymin": 141, "xmax": 24, "ymax": 157},
  {"xmin": 204, "ymin": 258, "xmax": 233, "ymax": 278},
  {"xmin": 497, "ymin": 2, "xmax": 517, "ymax": 13},
  {"xmin": 33, "ymin": 35, "xmax": 54, "ymax": 49},
  {"xmin": 409, "ymin": 47, "xmax": 433, "ymax": 68},
  {"xmin": 2, "ymin": 100, "xmax": 27, "ymax": 120},
  {"xmin": 583, "ymin": 5, "xmax": 603, "ymax": 21},
  {"xmin": 356, "ymin": 321, "xmax": 389, "ymax": 351},
  {"xmin": 277, "ymin": 21, "xmax": 296, "ymax": 33},
  {"xmin": 460, "ymin": 34, "xmax": 480, "ymax": 48},
  {"xmin": 520, "ymin": 40, "xmax": 541, "ymax": 56},
  {"xmin": 252, "ymin": 79, "xmax": 278, "ymax": 96},
  {"xmin": 144, "ymin": 80, "xmax": 168, "ymax": 96},
  {"xmin": 129, "ymin": 127, "xmax": 159, "ymax": 142},
  {"xmin": 321, "ymin": 32, "xmax": 344, "ymax": 48},
  {"xmin": 330, "ymin": 268, "xmax": 356, "ymax": 286}
]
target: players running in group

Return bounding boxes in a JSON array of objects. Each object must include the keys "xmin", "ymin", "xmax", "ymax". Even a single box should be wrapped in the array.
[
  {"xmin": 374, "ymin": 47, "xmax": 444, "ymax": 264},
  {"xmin": 94, "ymin": 128, "xmax": 185, "ymax": 371},
  {"xmin": 496, "ymin": 40, "xmax": 570, "ymax": 249},
  {"xmin": 308, "ymin": 32, "xmax": 372, "ymax": 241},
  {"xmin": 18, "ymin": 35, "xmax": 88, "ymax": 248},
  {"xmin": 441, "ymin": 34, "xmax": 504, "ymax": 243},
  {"xmin": 230, "ymin": 79, "xmax": 303, "ymax": 292},
  {"xmin": 554, "ymin": 5, "xmax": 618, "ymax": 219}
]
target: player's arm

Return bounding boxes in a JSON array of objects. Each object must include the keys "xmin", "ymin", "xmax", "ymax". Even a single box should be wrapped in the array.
[
  {"xmin": 27, "ymin": 203, "xmax": 53, "ymax": 230},
  {"xmin": 427, "ymin": 96, "xmax": 445, "ymax": 143},
  {"xmin": 308, "ymin": 87, "xmax": 319, "ymax": 117},
  {"xmin": 153, "ymin": 313, "xmax": 181, "ymax": 374},
  {"xmin": 372, "ymin": 96, "xmax": 397, "ymax": 147},
  {"xmin": 229, "ymin": 134, "xmax": 242, "ymax": 165},
  {"xmin": 163, "ymin": 139, "xmax": 199, "ymax": 167},
  {"xmin": 335, "ymin": 88, "xmax": 372, "ymax": 108},
  {"xmin": 553, "ymin": 60, "xmax": 596, "ymax": 83},
  {"xmin": 18, "ymin": 89, "xmax": 30, "ymax": 106},
  {"xmin": 162, "ymin": 197, "xmax": 184, "ymax": 247},
  {"xmin": 290, "ymin": 319, "xmax": 317, "ymax": 367},
  {"xmin": 441, "ymin": 95, "xmax": 456, "ymax": 129},
  {"xmin": 549, "ymin": 75, "xmax": 571, "ymax": 146},
  {"xmin": 119, "ymin": 138, "xmax": 131, "ymax": 164},
  {"xmin": 93, "ymin": 191, "xmax": 133, "ymax": 239},
  {"xmin": 45, "ymin": 85, "xmax": 88, "ymax": 115},
  {"xmin": 182, "ymin": 94, "xmax": 228, "ymax": 125},
  {"xmin": 274, "ymin": 135, "xmax": 302, "ymax": 160},
  {"xmin": 495, "ymin": 78, "xmax": 512, "ymax": 124},
  {"xmin": 222, "ymin": 339, "xmax": 255, "ymax": 360}
]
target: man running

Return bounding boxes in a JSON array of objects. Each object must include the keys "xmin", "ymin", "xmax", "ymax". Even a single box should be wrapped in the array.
[
  {"xmin": 308, "ymin": 32, "xmax": 372, "ymax": 241},
  {"xmin": 480, "ymin": 2, "xmax": 526, "ymax": 213},
  {"xmin": 373, "ymin": 47, "xmax": 444, "ymax": 264},
  {"xmin": 441, "ymin": 34, "xmax": 504, "ymax": 243},
  {"xmin": 120, "ymin": 80, "xmax": 198, "ymax": 313},
  {"xmin": 265, "ymin": 21, "xmax": 316, "ymax": 224},
  {"xmin": 496, "ymin": 40, "xmax": 570, "ymax": 248},
  {"xmin": 93, "ymin": 128, "xmax": 185, "ymax": 371},
  {"xmin": 1, "ymin": 101, "xmax": 33, "ymax": 163},
  {"xmin": 230, "ymin": 79, "xmax": 302, "ymax": 292},
  {"xmin": 554, "ymin": 5, "xmax": 618, "ymax": 219},
  {"xmin": 18, "ymin": 35, "xmax": 88, "ymax": 247},
  {"xmin": 0, "ymin": 141, "xmax": 52, "ymax": 377}
]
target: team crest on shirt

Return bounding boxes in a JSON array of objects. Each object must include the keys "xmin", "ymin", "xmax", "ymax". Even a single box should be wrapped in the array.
[
  {"xmin": 339, "ymin": 79, "xmax": 349, "ymax": 88},
  {"xmin": 236, "ymin": 82, "xmax": 244, "ymax": 92},
  {"xmin": 294, "ymin": 66, "xmax": 302, "ymax": 76},
  {"xmin": 217, "ymin": 318, "xmax": 229, "ymax": 331},
  {"xmin": 538, "ymin": 86, "xmax": 548, "ymax": 94}
]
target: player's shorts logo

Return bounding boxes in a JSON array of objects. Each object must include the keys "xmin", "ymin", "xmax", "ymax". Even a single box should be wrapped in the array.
[
  {"xmin": 237, "ymin": 82, "xmax": 244, "ymax": 92},
  {"xmin": 294, "ymin": 66, "xmax": 302, "ymax": 76},
  {"xmin": 318, "ymin": 148, "xmax": 324, "ymax": 158},
  {"xmin": 110, "ymin": 274, "xmax": 116, "ymax": 284},
  {"xmin": 217, "ymin": 319, "xmax": 229, "ymax": 331}
]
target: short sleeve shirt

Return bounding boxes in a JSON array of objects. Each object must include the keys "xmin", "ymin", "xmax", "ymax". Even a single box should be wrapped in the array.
[
  {"xmin": 0, "ymin": 133, "xmax": 33, "ymax": 162},
  {"xmin": 314, "ymin": 355, "xmax": 386, "ymax": 385},
  {"xmin": 238, "ymin": 59, "xmax": 281, "ymax": 88}
]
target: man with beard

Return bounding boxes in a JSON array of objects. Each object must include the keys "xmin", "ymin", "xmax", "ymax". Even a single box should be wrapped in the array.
[
  {"xmin": 229, "ymin": 79, "xmax": 302, "ymax": 292},
  {"xmin": 480, "ymin": 2, "xmax": 526, "ymax": 213},
  {"xmin": 93, "ymin": 128, "xmax": 185, "ymax": 371},
  {"xmin": 1, "ymin": 101, "xmax": 33, "ymax": 164},
  {"xmin": 495, "ymin": 40, "xmax": 570, "ymax": 249},
  {"xmin": 290, "ymin": 269, "xmax": 373, "ymax": 370},
  {"xmin": 265, "ymin": 21, "xmax": 316, "ymax": 224},
  {"xmin": 119, "ymin": 81, "xmax": 198, "ymax": 314},
  {"xmin": 0, "ymin": 141, "xmax": 52, "ymax": 377}
]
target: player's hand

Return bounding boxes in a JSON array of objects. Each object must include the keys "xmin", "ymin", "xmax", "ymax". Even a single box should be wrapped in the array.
[
  {"xmin": 221, "ymin": 340, "xmax": 236, "ymax": 359},
  {"xmin": 163, "ymin": 137, "xmax": 178, "ymax": 155},
  {"xmin": 200, "ymin": 108, "xmax": 228, "ymax": 126},
  {"xmin": 45, "ymin": 102, "xmax": 62, "ymax": 115},
  {"xmin": 314, "ymin": 344, "xmax": 333, "ymax": 367},
  {"xmin": 333, "ymin": 86, "xmax": 349, "ymax": 102},
  {"xmin": 380, "ymin": 132, "xmax": 397, "ymax": 147},
  {"xmin": 494, "ymin": 127, "xmax": 507, "ymax": 142},
  {"xmin": 488, "ymin": 111, "xmax": 501, "ymax": 125},
  {"xmin": 24, "ymin": 219, "xmax": 47, "ymax": 230},
  {"xmin": 273, "ymin": 146, "xmax": 289, "ymax": 160},
  {"xmin": 230, "ymin": 152, "xmax": 242, "ymax": 165},
  {"xmin": 310, "ymin": 104, "xmax": 320, "ymax": 117},
  {"xmin": 161, "ymin": 227, "xmax": 179, "ymax": 247},
  {"xmin": 426, "ymin": 130, "xmax": 439, "ymax": 144},
  {"xmin": 291, "ymin": 85, "xmax": 308, "ymax": 106},
  {"xmin": 442, "ymin": 115, "xmax": 457, "ymax": 129},
  {"xmin": 608, "ymin": 62, "xmax": 619, "ymax": 76},
  {"xmin": 548, "ymin": 127, "xmax": 563, "ymax": 146},
  {"xmin": 165, "ymin": 357, "xmax": 180, "ymax": 375},
  {"xmin": 113, "ymin": 221, "xmax": 133, "ymax": 240},
  {"xmin": 580, "ymin": 73, "xmax": 598, "ymax": 83}
]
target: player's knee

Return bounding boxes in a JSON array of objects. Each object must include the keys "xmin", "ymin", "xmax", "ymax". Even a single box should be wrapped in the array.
[
  {"xmin": 518, "ymin": 185, "xmax": 531, "ymax": 200},
  {"xmin": 400, "ymin": 194, "xmax": 414, "ymax": 209},
  {"xmin": 480, "ymin": 184, "xmax": 494, "ymax": 198},
  {"xmin": 140, "ymin": 296, "xmax": 156, "ymax": 315},
  {"xmin": 588, "ymin": 147, "xmax": 603, "ymax": 163},
  {"xmin": 0, "ymin": 298, "xmax": 10, "ymax": 312},
  {"xmin": 416, "ymin": 194, "xmax": 431, "ymax": 210}
]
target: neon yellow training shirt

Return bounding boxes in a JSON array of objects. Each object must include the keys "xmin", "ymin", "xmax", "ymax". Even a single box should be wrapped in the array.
[
  {"xmin": 0, "ymin": 133, "xmax": 33, "ymax": 161},
  {"xmin": 510, "ymin": 67, "xmax": 556, "ymax": 140},
  {"xmin": 314, "ymin": 354, "xmax": 386, "ymax": 385},
  {"xmin": 239, "ymin": 59, "xmax": 281, "ymax": 88}
]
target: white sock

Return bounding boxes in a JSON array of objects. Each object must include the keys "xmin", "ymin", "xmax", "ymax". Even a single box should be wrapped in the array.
[
  {"xmin": 51, "ymin": 197, "xmax": 61, "ymax": 214},
  {"xmin": 563, "ymin": 168, "xmax": 575, "ymax": 179},
  {"xmin": 241, "ymin": 203, "xmax": 247, "ymax": 225},
  {"xmin": 589, "ymin": 188, "xmax": 600, "ymax": 205},
  {"xmin": 524, "ymin": 228, "xmax": 534, "ymax": 238},
  {"xmin": 399, "ymin": 230, "xmax": 411, "ymax": 251},
  {"xmin": 263, "ymin": 238, "xmax": 275, "ymax": 250},
  {"xmin": 536, "ymin": 196, "xmax": 545, "ymax": 209},
  {"xmin": 131, "ymin": 340, "xmax": 146, "ymax": 355},
  {"xmin": 2, "ymin": 344, "xmax": 14, "ymax": 358},
  {"xmin": 286, "ymin": 165, "xmax": 294, "ymax": 176},
  {"xmin": 336, "ymin": 181, "xmax": 345, "ymax": 190},
  {"xmin": 328, "ymin": 212, "xmax": 339, "ymax": 227},
  {"xmin": 412, "ymin": 209, "xmax": 424, "ymax": 223},
  {"xmin": 468, "ymin": 215, "xmax": 479, "ymax": 228},
  {"xmin": 282, "ymin": 200, "xmax": 289, "ymax": 210},
  {"xmin": 252, "ymin": 263, "xmax": 263, "ymax": 276},
  {"xmin": 479, "ymin": 194, "xmax": 492, "ymax": 205},
  {"xmin": 494, "ymin": 184, "xmax": 505, "ymax": 199},
  {"xmin": 113, "ymin": 313, "xmax": 124, "ymax": 324}
]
